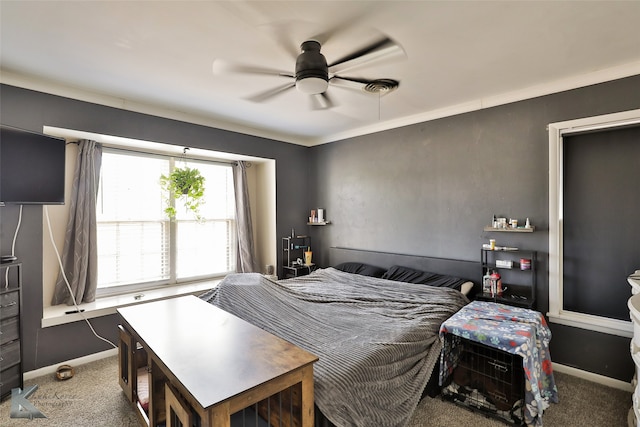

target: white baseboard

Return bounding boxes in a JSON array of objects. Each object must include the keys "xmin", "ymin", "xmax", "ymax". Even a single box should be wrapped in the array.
[
  {"xmin": 22, "ymin": 350, "xmax": 633, "ymax": 394},
  {"xmin": 553, "ymin": 362, "xmax": 634, "ymax": 392},
  {"xmin": 24, "ymin": 348, "xmax": 118, "ymax": 381}
]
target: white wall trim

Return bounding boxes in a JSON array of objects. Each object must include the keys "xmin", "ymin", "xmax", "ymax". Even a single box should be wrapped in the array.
[
  {"xmin": 42, "ymin": 279, "xmax": 219, "ymax": 328},
  {"xmin": 548, "ymin": 311, "xmax": 633, "ymax": 338},
  {"xmin": 553, "ymin": 362, "xmax": 633, "ymax": 392},
  {"xmin": 548, "ymin": 109, "xmax": 640, "ymax": 336},
  {"xmin": 24, "ymin": 348, "xmax": 118, "ymax": 381},
  {"xmin": 319, "ymin": 61, "xmax": 640, "ymax": 145},
  {"xmin": 0, "ymin": 70, "xmax": 304, "ymax": 146},
  {"xmin": 3, "ymin": 61, "xmax": 640, "ymax": 147},
  {"xmin": 24, "ymin": 348, "xmax": 633, "ymax": 394}
]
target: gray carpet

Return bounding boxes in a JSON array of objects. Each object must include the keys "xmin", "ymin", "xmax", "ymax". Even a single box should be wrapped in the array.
[
  {"xmin": 0, "ymin": 355, "xmax": 632, "ymax": 426},
  {"xmin": 407, "ymin": 370, "xmax": 632, "ymax": 427},
  {"xmin": 0, "ymin": 356, "xmax": 139, "ymax": 427}
]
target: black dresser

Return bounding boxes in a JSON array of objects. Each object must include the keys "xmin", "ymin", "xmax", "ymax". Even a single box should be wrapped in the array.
[{"xmin": 0, "ymin": 262, "xmax": 23, "ymax": 401}]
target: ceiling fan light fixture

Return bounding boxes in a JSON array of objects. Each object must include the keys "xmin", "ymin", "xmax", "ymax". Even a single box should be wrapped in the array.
[
  {"xmin": 296, "ymin": 77, "xmax": 329, "ymax": 95},
  {"xmin": 295, "ymin": 40, "xmax": 329, "ymax": 94}
]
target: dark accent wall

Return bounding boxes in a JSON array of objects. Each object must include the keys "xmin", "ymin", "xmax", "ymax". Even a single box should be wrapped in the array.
[
  {"xmin": 563, "ymin": 126, "xmax": 640, "ymax": 321},
  {"xmin": 309, "ymin": 75, "xmax": 640, "ymax": 381},
  {"xmin": 2, "ymin": 75, "xmax": 640, "ymax": 381},
  {"xmin": 0, "ymin": 84, "xmax": 311, "ymax": 370}
]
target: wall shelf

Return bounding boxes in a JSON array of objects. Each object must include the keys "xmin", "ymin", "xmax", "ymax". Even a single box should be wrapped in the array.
[
  {"xmin": 307, "ymin": 221, "xmax": 331, "ymax": 226},
  {"xmin": 484, "ymin": 226, "xmax": 534, "ymax": 233}
]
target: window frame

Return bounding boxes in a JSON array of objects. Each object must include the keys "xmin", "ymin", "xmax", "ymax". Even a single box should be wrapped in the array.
[
  {"xmin": 548, "ymin": 109, "xmax": 640, "ymax": 338},
  {"xmin": 95, "ymin": 147, "xmax": 236, "ymax": 298}
]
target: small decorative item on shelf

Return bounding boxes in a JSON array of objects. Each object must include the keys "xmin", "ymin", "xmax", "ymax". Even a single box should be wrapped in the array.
[
  {"xmin": 485, "ymin": 215, "xmax": 534, "ymax": 232},
  {"xmin": 496, "ymin": 259, "xmax": 513, "ymax": 269},
  {"xmin": 308, "ymin": 208, "xmax": 330, "ymax": 225},
  {"xmin": 483, "ymin": 269, "xmax": 493, "ymax": 293},
  {"xmin": 304, "ymin": 249, "xmax": 313, "ymax": 266},
  {"xmin": 483, "ymin": 243, "xmax": 519, "ymax": 251},
  {"xmin": 490, "ymin": 271, "xmax": 503, "ymax": 297}
]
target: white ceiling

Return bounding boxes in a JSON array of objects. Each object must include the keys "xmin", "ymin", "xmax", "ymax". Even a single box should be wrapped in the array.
[{"xmin": 1, "ymin": 1, "xmax": 639, "ymax": 146}]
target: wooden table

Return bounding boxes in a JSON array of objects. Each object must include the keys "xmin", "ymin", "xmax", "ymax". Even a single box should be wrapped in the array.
[{"xmin": 117, "ymin": 295, "xmax": 318, "ymax": 427}]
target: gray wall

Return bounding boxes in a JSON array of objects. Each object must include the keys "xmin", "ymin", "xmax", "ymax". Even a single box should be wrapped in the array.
[
  {"xmin": 562, "ymin": 126, "xmax": 640, "ymax": 321},
  {"xmin": 2, "ymin": 75, "xmax": 640, "ymax": 381},
  {"xmin": 0, "ymin": 84, "xmax": 311, "ymax": 370},
  {"xmin": 309, "ymin": 75, "xmax": 640, "ymax": 381}
]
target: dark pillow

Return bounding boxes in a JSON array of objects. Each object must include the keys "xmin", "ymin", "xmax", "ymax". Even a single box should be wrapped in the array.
[
  {"xmin": 381, "ymin": 265, "xmax": 467, "ymax": 290},
  {"xmin": 334, "ymin": 262, "xmax": 387, "ymax": 278}
]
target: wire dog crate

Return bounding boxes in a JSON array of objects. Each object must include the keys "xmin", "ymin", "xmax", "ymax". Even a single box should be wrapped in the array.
[{"xmin": 441, "ymin": 335, "xmax": 526, "ymax": 425}]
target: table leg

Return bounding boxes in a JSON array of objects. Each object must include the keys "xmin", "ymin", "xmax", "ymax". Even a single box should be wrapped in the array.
[
  {"xmin": 209, "ymin": 402, "xmax": 231, "ymax": 427},
  {"xmin": 300, "ymin": 365, "xmax": 315, "ymax": 427}
]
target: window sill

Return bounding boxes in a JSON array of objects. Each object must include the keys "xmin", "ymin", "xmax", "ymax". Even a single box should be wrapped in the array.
[
  {"xmin": 42, "ymin": 279, "xmax": 220, "ymax": 328},
  {"xmin": 547, "ymin": 310, "xmax": 633, "ymax": 338}
]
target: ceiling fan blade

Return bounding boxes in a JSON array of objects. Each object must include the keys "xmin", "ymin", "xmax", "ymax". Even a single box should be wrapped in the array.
[
  {"xmin": 328, "ymin": 37, "xmax": 405, "ymax": 74},
  {"xmin": 330, "ymin": 76, "xmax": 400, "ymax": 97},
  {"xmin": 217, "ymin": 2, "xmax": 300, "ymax": 59},
  {"xmin": 329, "ymin": 76, "xmax": 370, "ymax": 92},
  {"xmin": 245, "ymin": 82, "xmax": 296, "ymax": 103},
  {"xmin": 309, "ymin": 3, "xmax": 389, "ymax": 46},
  {"xmin": 310, "ymin": 19, "xmax": 361, "ymax": 46},
  {"xmin": 212, "ymin": 59, "xmax": 293, "ymax": 78},
  {"xmin": 310, "ymin": 92, "xmax": 334, "ymax": 110},
  {"xmin": 260, "ymin": 22, "xmax": 303, "ymax": 60}
]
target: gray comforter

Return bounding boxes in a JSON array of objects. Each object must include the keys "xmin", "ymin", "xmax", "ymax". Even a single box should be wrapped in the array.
[{"xmin": 200, "ymin": 267, "xmax": 469, "ymax": 427}]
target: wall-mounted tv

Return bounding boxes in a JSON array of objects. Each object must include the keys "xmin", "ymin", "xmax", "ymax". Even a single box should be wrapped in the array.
[{"xmin": 0, "ymin": 125, "xmax": 66, "ymax": 205}]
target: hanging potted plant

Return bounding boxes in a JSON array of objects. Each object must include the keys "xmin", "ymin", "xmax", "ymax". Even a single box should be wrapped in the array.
[{"xmin": 160, "ymin": 165, "xmax": 206, "ymax": 220}]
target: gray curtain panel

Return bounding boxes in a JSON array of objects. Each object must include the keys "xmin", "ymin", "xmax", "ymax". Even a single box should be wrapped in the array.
[
  {"xmin": 51, "ymin": 140, "xmax": 102, "ymax": 305},
  {"xmin": 233, "ymin": 161, "xmax": 257, "ymax": 273}
]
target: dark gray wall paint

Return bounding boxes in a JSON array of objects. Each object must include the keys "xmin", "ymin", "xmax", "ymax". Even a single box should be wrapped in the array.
[
  {"xmin": 563, "ymin": 126, "xmax": 640, "ymax": 321},
  {"xmin": 550, "ymin": 323, "xmax": 633, "ymax": 380},
  {"xmin": 0, "ymin": 84, "xmax": 310, "ymax": 370},
  {"xmin": 2, "ymin": 75, "xmax": 640, "ymax": 381},
  {"xmin": 309, "ymin": 75, "xmax": 640, "ymax": 381}
]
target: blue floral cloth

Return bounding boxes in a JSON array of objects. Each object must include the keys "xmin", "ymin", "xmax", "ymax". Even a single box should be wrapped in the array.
[{"xmin": 439, "ymin": 301, "xmax": 558, "ymax": 426}]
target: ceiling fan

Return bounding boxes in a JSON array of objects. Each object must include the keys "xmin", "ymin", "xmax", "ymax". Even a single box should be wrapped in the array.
[{"xmin": 212, "ymin": 36, "xmax": 405, "ymax": 110}]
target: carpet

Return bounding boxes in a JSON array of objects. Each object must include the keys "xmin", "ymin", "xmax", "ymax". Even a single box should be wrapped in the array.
[
  {"xmin": 0, "ymin": 356, "xmax": 632, "ymax": 426},
  {"xmin": 0, "ymin": 356, "xmax": 138, "ymax": 427}
]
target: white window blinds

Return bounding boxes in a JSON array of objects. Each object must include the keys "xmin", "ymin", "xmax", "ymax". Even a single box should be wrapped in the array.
[{"xmin": 96, "ymin": 149, "xmax": 235, "ymax": 294}]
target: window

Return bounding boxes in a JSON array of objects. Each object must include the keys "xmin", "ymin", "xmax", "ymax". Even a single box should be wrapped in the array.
[
  {"xmin": 548, "ymin": 109, "xmax": 640, "ymax": 337},
  {"xmin": 96, "ymin": 149, "xmax": 236, "ymax": 296}
]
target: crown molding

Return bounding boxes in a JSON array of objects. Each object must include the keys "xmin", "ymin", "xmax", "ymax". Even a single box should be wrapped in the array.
[
  {"xmin": 3, "ymin": 60, "xmax": 640, "ymax": 147},
  {"xmin": 314, "ymin": 60, "xmax": 640, "ymax": 145}
]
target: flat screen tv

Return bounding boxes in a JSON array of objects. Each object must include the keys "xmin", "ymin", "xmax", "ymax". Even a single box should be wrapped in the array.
[{"xmin": 0, "ymin": 125, "xmax": 66, "ymax": 205}]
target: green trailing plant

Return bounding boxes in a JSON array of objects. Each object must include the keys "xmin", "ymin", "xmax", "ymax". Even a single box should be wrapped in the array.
[{"xmin": 160, "ymin": 166, "xmax": 205, "ymax": 220}]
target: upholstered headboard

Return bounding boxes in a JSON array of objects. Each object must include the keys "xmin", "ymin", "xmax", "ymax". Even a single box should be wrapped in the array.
[{"xmin": 328, "ymin": 247, "xmax": 481, "ymax": 289}]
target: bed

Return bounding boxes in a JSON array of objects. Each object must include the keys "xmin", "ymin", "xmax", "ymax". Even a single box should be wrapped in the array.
[{"xmin": 199, "ymin": 248, "xmax": 480, "ymax": 427}]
